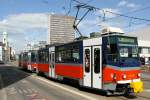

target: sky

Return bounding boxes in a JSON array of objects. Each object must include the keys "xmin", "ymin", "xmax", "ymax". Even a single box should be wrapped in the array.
[{"xmin": 0, "ymin": 0, "xmax": 150, "ymax": 53}]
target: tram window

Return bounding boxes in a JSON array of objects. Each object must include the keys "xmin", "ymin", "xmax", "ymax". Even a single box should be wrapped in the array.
[
  {"xmin": 56, "ymin": 48, "xmax": 80, "ymax": 63},
  {"xmin": 49, "ymin": 53, "xmax": 51, "ymax": 62},
  {"xmin": 38, "ymin": 52, "xmax": 41, "ymax": 62},
  {"xmin": 85, "ymin": 49, "xmax": 90, "ymax": 73},
  {"xmin": 58, "ymin": 52, "xmax": 62, "ymax": 62},
  {"xmin": 132, "ymin": 47, "xmax": 138, "ymax": 57},
  {"xmin": 19, "ymin": 55, "xmax": 21, "ymax": 62},
  {"xmin": 39, "ymin": 52, "xmax": 44, "ymax": 62},
  {"xmin": 52, "ymin": 53, "xmax": 55, "ymax": 62},
  {"xmin": 120, "ymin": 48, "xmax": 128, "ymax": 57},
  {"xmin": 72, "ymin": 49, "xmax": 80, "ymax": 62},
  {"xmin": 94, "ymin": 48, "xmax": 100, "ymax": 73},
  {"xmin": 45, "ymin": 52, "xmax": 49, "ymax": 63},
  {"xmin": 31, "ymin": 53, "xmax": 36, "ymax": 62},
  {"xmin": 39, "ymin": 51, "xmax": 49, "ymax": 63},
  {"xmin": 65, "ymin": 49, "xmax": 72, "ymax": 62},
  {"xmin": 107, "ymin": 44, "xmax": 118, "ymax": 62}
]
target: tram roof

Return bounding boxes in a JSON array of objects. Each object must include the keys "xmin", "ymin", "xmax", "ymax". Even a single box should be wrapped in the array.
[{"xmin": 40, "ymin": 34, "xmax": 138, "ymax": 50}]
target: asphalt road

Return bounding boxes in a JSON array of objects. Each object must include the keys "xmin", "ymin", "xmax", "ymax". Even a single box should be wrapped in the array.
[{"xmin": 0, "ymin": 64, "xmax": 150, "ymax": 100}]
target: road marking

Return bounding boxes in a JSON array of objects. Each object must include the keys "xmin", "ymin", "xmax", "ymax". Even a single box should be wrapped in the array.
[
  {"xmin": 0, "ymin": 74, "xmax": 7, "ymax": 100},
  {"xmin": 21, "ymin": 80, "xmax": 28, "ymax": 84},
  {"xmin": 34, "ymin": 76, "xmax": 100, "ymax": 100},
  {"xmin": 8, "ymin": 87, "xmax": 17, "ymax": 95},
  {"xmin": 144, "ymin": 89, "xmax": 150, "ymax": 92},
  {"xmin": 27, "ymin": 93, "xmax": 37, "ymax": 97},
  {"xmin": 27, "ymin": 93, "xmax": 47, "ymax": 100},
  {"xmin": 23, "ymin": 90, "xmax": 28, "ymax": 94},
  {"xmin": 27, "ymin": 89, "xmax": 33, "ymax": 93},
  {"xmin": 31, "ymin": 89, "xmax": 38, "ymax": 93},
  {"xmin": 18, "ymin": 89, "xmax": 23, "ymax": 94}
]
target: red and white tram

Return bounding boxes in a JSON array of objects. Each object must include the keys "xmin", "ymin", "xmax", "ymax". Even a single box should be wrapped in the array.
[
  {"xmin": 19, "ymin": 27, "xmax": 143, "ymax": 96},
  {"xmin": 19, "ymin": 52, "xmax": 28, "ymax": 69},
  {"xmin": 27, "ymin": 50, "xmax": 38, "ymax": 71}
]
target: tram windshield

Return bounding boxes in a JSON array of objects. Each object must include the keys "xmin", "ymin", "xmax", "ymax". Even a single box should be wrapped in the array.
[
  {"xmin": 117, "ymin": 36, "xmax": 140, "ymax": 67},
  {"xmin": 103, "ymin": 35, "xmax": 140, "ymax": 67},
  {"xmin": 119, "ymin": 45, "xmax": 138, "ymax": 58},
  {"xmin": 31, "ymin": 52, "xmax": 37, "ymax": 62}
]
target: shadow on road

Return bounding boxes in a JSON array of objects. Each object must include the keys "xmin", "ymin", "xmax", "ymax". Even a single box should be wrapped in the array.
[{"xmin": 0, "ymin": 65, "xmax": 31, "ymax": 90}]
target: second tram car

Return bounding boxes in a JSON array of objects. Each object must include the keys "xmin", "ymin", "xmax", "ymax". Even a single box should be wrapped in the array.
[
  {"xmin": 37, "ymin": 47, "xmax": 49, "ymax": 75},
  {"xmin": 27, "ymin": 50, "xmax": 38, "ymax": 71},
  {"xmin": 20, "ymin": 52, "xmax": 28, "ymax": 69}
]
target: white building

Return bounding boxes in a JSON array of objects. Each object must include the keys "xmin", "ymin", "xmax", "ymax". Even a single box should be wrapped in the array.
[
  {"xmin": 129, "ymin": 27, "xmax": 150, "ymax": 64},
  {"xmin": 138, "ymin": 40, "xmax": 150, "ymax": 64},
  {"xmin": 0, "ymin": 42, "xmax": 4, "ymax": 63},
  {"xmin": 48, "ymin": 14, "xmax": 75, "ymax": 44}
]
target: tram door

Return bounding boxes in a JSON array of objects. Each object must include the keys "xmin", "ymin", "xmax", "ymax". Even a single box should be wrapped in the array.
[
  {"xmin": 49, "ymin": 47, "xmax": 55, "ymax": 78},
  {"xmin": 27, "ymin": 52, "xmax": 32, "ymax": 71},
  {"xmin": 83, "ymin": 46, "xmax": 102, "ymax": 89}
]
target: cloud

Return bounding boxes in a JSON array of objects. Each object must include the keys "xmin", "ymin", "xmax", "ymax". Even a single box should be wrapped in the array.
[
  {"xmin": 117, "ymin": 0, "xmax": 140, "ymax": 9},
  {"xmin": 118, "ymin": 0, "xmax": 127, "ymax": 6},
  {"xmin": 127, "ymin": 3, "xmax": 137, "ymax": 8},
  {"xmin": 0, "ymin": 13, "xmax": 48, "ymax": 33},
  {"xmin": 0, "ymin": 13, "xmax": 48, "ymax": 53}
]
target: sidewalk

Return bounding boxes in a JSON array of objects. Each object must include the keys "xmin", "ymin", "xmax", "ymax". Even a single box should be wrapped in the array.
[
  {"xmin": 141, "ymin": 71, "xmax": 150, "ymax": 80},
  {"xmin": 6, "ymin": 61, "xmax": 18, "ymax": 67}
]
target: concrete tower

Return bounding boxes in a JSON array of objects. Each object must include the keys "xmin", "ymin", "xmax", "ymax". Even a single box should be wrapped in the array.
[{"xmin": 48, "ymin": 14, "xmax": 75, "ymax": 44}]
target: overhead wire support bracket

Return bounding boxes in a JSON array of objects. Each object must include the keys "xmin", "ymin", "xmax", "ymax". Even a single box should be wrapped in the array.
[
  {"xmin": 75, "ymin": 7, "xmax": 92, "ymax": 26},
  {"xmin": 73, "ymin": 3, "xmax": 95, "ymax": 37}
]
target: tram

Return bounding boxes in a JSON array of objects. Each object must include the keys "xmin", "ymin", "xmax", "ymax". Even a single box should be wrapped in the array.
[
  {"xmin": 19, "ymin": 52, "xmax": 28, "ymax": 69},
  {"xmin": 19, "ymin": 27, "xmax": 143, "ymax": 96},
  {"xmin": 36, "ymin": 47, "xmax": 49, "ymax": 75},
  {"xmin": 26, "ymin": 50, "xmax": 38, "ymax": 71}
]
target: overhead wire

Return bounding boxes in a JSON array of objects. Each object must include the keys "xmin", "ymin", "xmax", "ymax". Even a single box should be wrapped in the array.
[
  {"xmin": 73, "ymin": 0, "xmax": 150, "ymax": 22},
  {"xmin": 66, "ymin": 0, "xmax": 73, "ymax": 15},
  {"xmin": 100, "ymin": 6, "xmax": 150, "ymax": 22},
  {"xmin": 70, "ymin": 0, "xmax": 150, "ymax": 33}
]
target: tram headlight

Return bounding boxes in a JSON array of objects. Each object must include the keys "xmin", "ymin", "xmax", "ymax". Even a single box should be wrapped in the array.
[
  {"xmin": 122, "ymin": 74, "xmax": 126, "ymax": 79},
  {"xmin": 110, "ymin": 73, "xmax": 117, "ymax": 80},
  {"xmin": 110, "ymin": 73, "xmax": 114, "ymax": 78},
  {"xmin": 138, "ymin": 73, "xmax": 141, "ymax": 77}
]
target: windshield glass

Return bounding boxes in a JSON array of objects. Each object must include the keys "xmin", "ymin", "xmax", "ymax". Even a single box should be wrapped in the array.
[
  {"xmin": 119, "ymin": 45, "xmax": 138, "ymax": 58},
  {"xmin": 118, "ymin": 44, "xmax": 140, "ymax": 67}
]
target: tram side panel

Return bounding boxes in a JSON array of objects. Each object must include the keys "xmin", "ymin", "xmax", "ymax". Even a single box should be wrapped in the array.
[
  {"xmin": 27, "ymin": 52, "xmax": 32, "ymax": 71},
  {"xmin": 31, "ymin": 51, "xmax": 38, "ymax": 72},
  {"xmin": 22, "ymin": 52, "xmax": 28, "ymax": 69},
  {"xmin": 54, "ymin": 38, "xmax": 103, "ymax": 89},
  {"xmin": 37, "ymin": 48, "xmax": 49, "ymax": 75},
  {"xmin": 18, "ymin": 53, "xmax": 21, "ymax": 67},
  {"xmin": 55, "ymin": 41, "xmax": 83, "ymax": 80}
]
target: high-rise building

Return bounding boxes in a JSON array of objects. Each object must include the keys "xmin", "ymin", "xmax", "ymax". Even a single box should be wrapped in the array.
[{"xmin": 48, "ymin": 14, "xmax": 75, "ymax": 44}]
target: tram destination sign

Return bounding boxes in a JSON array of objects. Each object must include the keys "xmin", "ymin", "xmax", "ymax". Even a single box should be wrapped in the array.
[{"xmin": 118, "ymin": 37, "xmax": 136, "ymax": 44}]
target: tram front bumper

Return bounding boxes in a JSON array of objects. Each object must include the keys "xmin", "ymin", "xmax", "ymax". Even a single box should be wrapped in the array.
[
  {"xmin": 130, "ymin": 80, "xmax": 143, "ymax": 94},
  {"xmin": 117, "ymin": 79, "xmax": 143, "ymax": 94}
]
